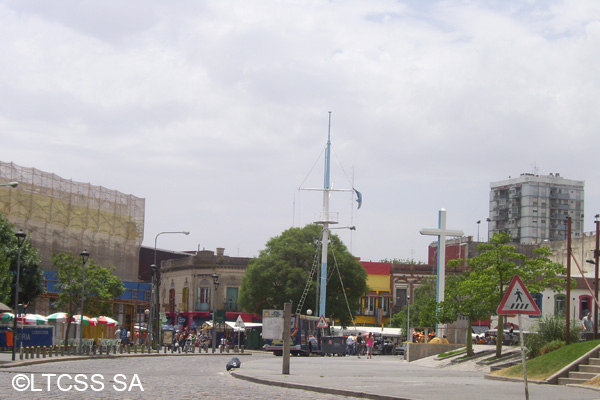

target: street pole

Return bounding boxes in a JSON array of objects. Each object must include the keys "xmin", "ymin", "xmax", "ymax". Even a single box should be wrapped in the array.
[
  {"xmin": 211, "ymin": 273, "xmax": 219, "ymax": 353},
  {"xmin": 152, "ymin": 231, "xmax": 189, "ymax": 350},
  {"xmin": 79, "ymin": 250, "xmax": 90, "ymax": 355},
  {"xmin": 406, "ymin": 294, "xmax": 410, "ymax": 344},
  {"xmin": 11, "ymin": 231, "xmax": 26, "ymax": 362}
]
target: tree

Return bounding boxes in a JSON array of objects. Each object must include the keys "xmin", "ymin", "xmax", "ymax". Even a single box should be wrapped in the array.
[
  {"xmin": 449, "ymin": 232, "xmax": 567, "ymax": 357},
  {"xmin": 239, "ymin": 224, "xmax": 367, "ymax": 326},
  {"xmin": 53, "ymin": 251, "xmax": 125, "ymax": 341},
  {"xmin": 441, "ymin": 266, "xmax": 497, "ymax": 356},
  {"xmin": 390, "ymin": 277, "xmax": 439, "ymax": 337},
  {"xmin": 0, "ymin": 213, "xmax": 44, "ymax": 306}
]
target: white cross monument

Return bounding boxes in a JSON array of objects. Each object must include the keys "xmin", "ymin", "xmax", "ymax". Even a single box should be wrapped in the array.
[{"xmin": 420, "ymin": 208, "xmax": 464, "ymax": 338}]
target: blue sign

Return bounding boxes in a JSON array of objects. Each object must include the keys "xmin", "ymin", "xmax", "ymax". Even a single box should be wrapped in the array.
[
  {"xmin": 177, "ymin": 317, "xmax": 186, "ymax": 324},
  {"xmin": 0, "ymin": 326, "xmax": 53, "ymax": 348}
]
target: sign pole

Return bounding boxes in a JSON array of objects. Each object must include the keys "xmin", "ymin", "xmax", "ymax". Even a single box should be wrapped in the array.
[
  {"xmin": 497, "ymin": 275, "xmax": 540, "ymax": 400},
  {"xmin": 282, "ymin": 303, "xmax": 291, "ymax": 375},
  {"xmin": 519, "ymin": 314, "xmax": 529, "ymax": 400}
]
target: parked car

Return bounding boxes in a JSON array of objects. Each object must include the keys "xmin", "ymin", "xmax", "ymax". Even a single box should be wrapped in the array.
[{"xmin": 484, "ymin": 329, "xmax": 519, "ymax": 345}]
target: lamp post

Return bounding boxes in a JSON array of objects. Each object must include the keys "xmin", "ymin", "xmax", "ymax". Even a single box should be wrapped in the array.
[
  {"xmin": 78, "ymin": 250, "xmax": 90, "ymax": 355},
  {"xmin": 11, "ymin": 231, "xmax": 26, "ymax": 361},
  {"xmin": 406, "ymin": 294, "xmax": 411, "ymax": 345},
  {"xmin": 151, "ymin": 231, "xmax": 189, "ymax": 350},
  {"xmin": 585, "ymin": 214, "xmax": 600, "ymax": 337},
  {"xmin": 0, "ymin": 182, "xmax": 18, "ymax": 188},
  {"xmin": 476, "ymin": 220, "xmax": 481, "ymax": 242},
  {"xmin": 211, "ymin": 273, "xmax": 219, "ymax": 353},
  {"xmin": 486, "ymin": 218, "xmax": 491, "ymax": 242}
]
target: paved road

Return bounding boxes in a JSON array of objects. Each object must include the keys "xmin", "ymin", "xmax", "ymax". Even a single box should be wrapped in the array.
[
  {"xmin": 1, "ymin": 352, "xmax": 600, "ymax": 400},
  {"xmin": 0, "ymin": 353, "xmax": 347, "ymax": 399}
]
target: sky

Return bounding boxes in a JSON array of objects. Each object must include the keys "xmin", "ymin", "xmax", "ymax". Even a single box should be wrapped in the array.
[{"xmin": 2, "ymin": 0, "xmax": 600, "ymax": 263}]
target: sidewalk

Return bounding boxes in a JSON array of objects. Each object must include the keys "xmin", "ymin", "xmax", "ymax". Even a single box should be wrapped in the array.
[
  {"xmin": 2, "ymin": 349, "xmax": 600, "ymax": 400},
  {"xmin": 231, "ymin": 354, "xmax": 600, "ymax": 400}
]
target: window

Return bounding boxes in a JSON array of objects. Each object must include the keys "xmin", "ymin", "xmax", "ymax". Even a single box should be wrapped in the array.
[
  {"xmin": 381, "ymin": 296, "xmax": 390, "ymax": 316},
  {"xmin": 364, "ymin": 296, "xmax": 376, "ymax": 315},
  {"xmin": 182, "ymin": 286, "xmax": 189, "ymax": 311},
  {"xmin": 580, "ymin": 296, "xmax": 592, "ymax": 319},
  {"xmin": 529, "ymin": 293, "xmax": 542, "ymax": 318},
  {"xmin": 554, "ymin": 294, "xmax": 566, "ymax": 316},
  {"xmin": 197, "ymin": 287, "xmax": 211, "ymax": 311},
  {"xmin": 225, "ymin": 287, "xmax": 239, "ymax": 311}
]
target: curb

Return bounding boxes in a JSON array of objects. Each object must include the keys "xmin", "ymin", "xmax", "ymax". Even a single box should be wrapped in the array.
[
  {"xmin": 0, "ymin": 351, "xmax": 251, "ymax": 369},
  {"xmin": 230, "ymin": 370, "xmax": 410, "ymax": 400}
]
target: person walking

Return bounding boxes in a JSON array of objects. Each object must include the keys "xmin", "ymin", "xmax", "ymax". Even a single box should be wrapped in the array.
[
  {"xmin": 366, "ymin": 332, "xmax": 374, "ymax": 359},
  {"xmin": 346, "ymin": 335, "xmax": 355, "ymax": 356},
  {"xmin": 356, "ymin": 333, "xmax": 363, "ymax": 358}
]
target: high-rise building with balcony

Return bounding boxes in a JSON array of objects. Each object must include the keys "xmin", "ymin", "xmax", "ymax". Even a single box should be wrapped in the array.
[{"xmin": 489, "ymin": 173, "xmax": 584, "ymax": 244}]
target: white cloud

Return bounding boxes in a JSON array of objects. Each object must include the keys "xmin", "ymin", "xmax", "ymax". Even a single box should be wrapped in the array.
[{"xmin": 1, "ymin": 0, "xmax": 600, "ymax": 262}]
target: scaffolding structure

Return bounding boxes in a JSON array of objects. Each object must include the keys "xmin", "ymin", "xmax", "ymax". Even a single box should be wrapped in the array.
[{"xmin": 0, "ymin": 161, "xmax": 145, "ymax": 282}]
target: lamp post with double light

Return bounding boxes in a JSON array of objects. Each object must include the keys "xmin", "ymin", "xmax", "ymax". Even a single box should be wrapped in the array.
[
  {"xmin": 78, "ymin": 250, "xmax": 90, "ymax": 355},
  {"xmin": 585, "ymin": 214, "xmax": 600, "ymax": 337},
  {"xmin": 150, "ymin": 231, "xmax": 189, "ymax": 350},
  {"xmin": 11, "ymin": 231, "xmax": 26, "ymax": 361},
  {"xmin": 211, "ymin": 273, "xmax": 219, "ymax": 353}
]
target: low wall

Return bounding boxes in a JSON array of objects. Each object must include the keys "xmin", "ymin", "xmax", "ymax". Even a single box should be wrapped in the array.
[{"xmin": 406, "ymin": 343, "xmax": 464, "ymax": 362}]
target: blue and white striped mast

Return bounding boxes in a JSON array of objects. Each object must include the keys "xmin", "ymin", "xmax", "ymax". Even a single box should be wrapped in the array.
[{"xmin": 318, "ymin": 112, "xmax": 332, "ymax": 318}]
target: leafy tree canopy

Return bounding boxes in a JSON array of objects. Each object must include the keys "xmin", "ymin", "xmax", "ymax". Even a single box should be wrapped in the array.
[
  {"xmin": 0, "ymin": 213, "xmax": 44, "ymax": 306},
  {"xmin": 443, "ymin": 231, "xmax": 567, "ymax": 357},
  {"xmin": 379, "ymin": 258, "xmax": 426, "ymax": 265},
  {"xmin": 52, "ymin": 251, "xmax": 125, "ymax": 340},
  {"xmin": 239, "ymin": 224, "xmax": 367, "ymax": 326}
]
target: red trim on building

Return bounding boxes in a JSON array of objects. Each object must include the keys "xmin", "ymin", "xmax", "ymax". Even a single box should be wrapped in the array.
[{"xmin": 361, "ymin": 262, "xmax": 391, "ymax": 275}]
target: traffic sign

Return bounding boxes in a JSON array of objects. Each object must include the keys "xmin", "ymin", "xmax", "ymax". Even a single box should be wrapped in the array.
[
  {"xmin": 235, "ymin": 314, "xmax": 246, "ymax": 329},
  {"xmin": 497, "ymin": 275, "xmax": 541, "ymax": 316},
  {"xmin": 316, "ymin": 315, "xmax": 329, "ymax": 328}
]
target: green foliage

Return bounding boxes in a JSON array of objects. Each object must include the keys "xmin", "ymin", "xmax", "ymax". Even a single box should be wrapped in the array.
[
  {"xmin": 497, "ymin": 339, "xmax": 600, "ymax": 379},
  {"xmin": 239, "ymin": 224, "xmax": 367, "ymax": 326},
  {"xmin": 0, "ymin": 213, "xmax": 44, "ymax": 306},
  {"xmin": 540, "ymin": 340, "xmax": 565, "ymax": 355},
  {"xmin": 443, "ymin": 232, "xmax": 567, "ymax": 358},
  {"xmin": 390, "ymin": 277, "xmax": 438, "ymax": 334},
  {"xmin": 525, "ymin": 314, "xmax": 582, "ymax": 358},
  {"xmin": 53, "ymin": 251, "xmax": 124, "ymax": 339}
]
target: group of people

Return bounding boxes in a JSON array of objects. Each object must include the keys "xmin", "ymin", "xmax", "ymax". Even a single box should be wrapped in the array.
[
  {"xmin": 345, "ymin": 332, "xmax": 375, "ymax": 359},
  {"xmin": 172, "ymin": 328, "xmax": 210, "ymax": 352}
]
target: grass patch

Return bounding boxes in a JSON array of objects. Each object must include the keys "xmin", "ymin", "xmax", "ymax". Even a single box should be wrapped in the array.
[
  {"xmin": 492, "ymin": 339, "xmax": 600, "ymax": 381},
  {"xmin": 438, "ymin": 348, "xmax": 466, "ymax": 358}
]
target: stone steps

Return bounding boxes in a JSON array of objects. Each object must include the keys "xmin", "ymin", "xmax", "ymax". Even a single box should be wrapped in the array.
[{"xmin": 557, "ymin": 352, "xmax": 600, "ymax": 385}]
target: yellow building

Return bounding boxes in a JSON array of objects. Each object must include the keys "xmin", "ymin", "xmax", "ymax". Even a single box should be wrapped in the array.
[{"xmin": 355, "ymin": 262, "xmax": 392, "ymax": 326}]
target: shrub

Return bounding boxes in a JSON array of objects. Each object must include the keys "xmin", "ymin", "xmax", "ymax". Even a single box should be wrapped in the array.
[
  {"xmin": 525, "ymin": 315, "xmax": 581, "ymax": 358},
  {"xmin": 540, "ymin": 340, "xmax": 565, "ymax": 355}
]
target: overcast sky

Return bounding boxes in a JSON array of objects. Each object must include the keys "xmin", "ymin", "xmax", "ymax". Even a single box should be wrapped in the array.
[{"xmin": 2, "ymin": 0, "xmax": 600, "ymax": 263}]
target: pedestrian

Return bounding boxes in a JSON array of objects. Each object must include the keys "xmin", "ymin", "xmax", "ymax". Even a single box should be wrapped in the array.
[
  {"xmin": 346, "ymin": 335, "xmax": 355, "ymax": 356},
  {"xmin": 356, "ymin": 333, "xmax": 363, "ymax": 358},
  {"xmin": 366, "ymin": 332, "xmax": 374, "ymax": 359},
  {"xmin": 583, "ymin": 312, "xmax": 594, "ymax": 333}
]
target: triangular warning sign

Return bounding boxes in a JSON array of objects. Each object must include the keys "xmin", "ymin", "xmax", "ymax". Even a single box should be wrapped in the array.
[
  {"xmin": 316, "ymin": 315, "xmax": 329, "ymax": 328},
  {"xmin": 497, "ymin": 275, "xmax": 541, "ymax": 316}
]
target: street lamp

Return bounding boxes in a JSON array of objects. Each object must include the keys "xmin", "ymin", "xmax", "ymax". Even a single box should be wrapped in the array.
[
  {"xmin": 11, "ymin": 230, "xmax": 26, "ymax": 361},
  {"xmin": 211, "ymin": 273, "xmax": 219, "ymax": 353},
  {"xmin": 406, "ymin": 294, "xmax": 411, "ymax": 345},
  {"xmin": 151, "ymin": 231, "xmax": 189, "ymax": 350},
  {"xmin": 79, "ymin": 250, "xmax": 90, "ymax": 355},
  {"xmin": 486, "ymin": 218, "xmax": 491, "ymax": 241},
  {"xmin": 0, "ymin": 182, "xmax": 18, "ymax": 188},
  {"xmin": 476, "ymin": 220, "xmax": 481, "ymax": 242}
]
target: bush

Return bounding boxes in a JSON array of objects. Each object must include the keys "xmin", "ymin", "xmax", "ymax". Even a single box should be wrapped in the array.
[
  {"xmin": 525, "ymin": 315, "xmax": 581, "ymax": 358},
  {"xmin": 540, "ymin": 340, "xmax": 565, "ymax": 355}
]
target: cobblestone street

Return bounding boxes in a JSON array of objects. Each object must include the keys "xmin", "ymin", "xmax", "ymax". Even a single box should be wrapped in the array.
[{"xmin": 0, "ymin": 354, "xmax": 347, "ymax": 400}]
